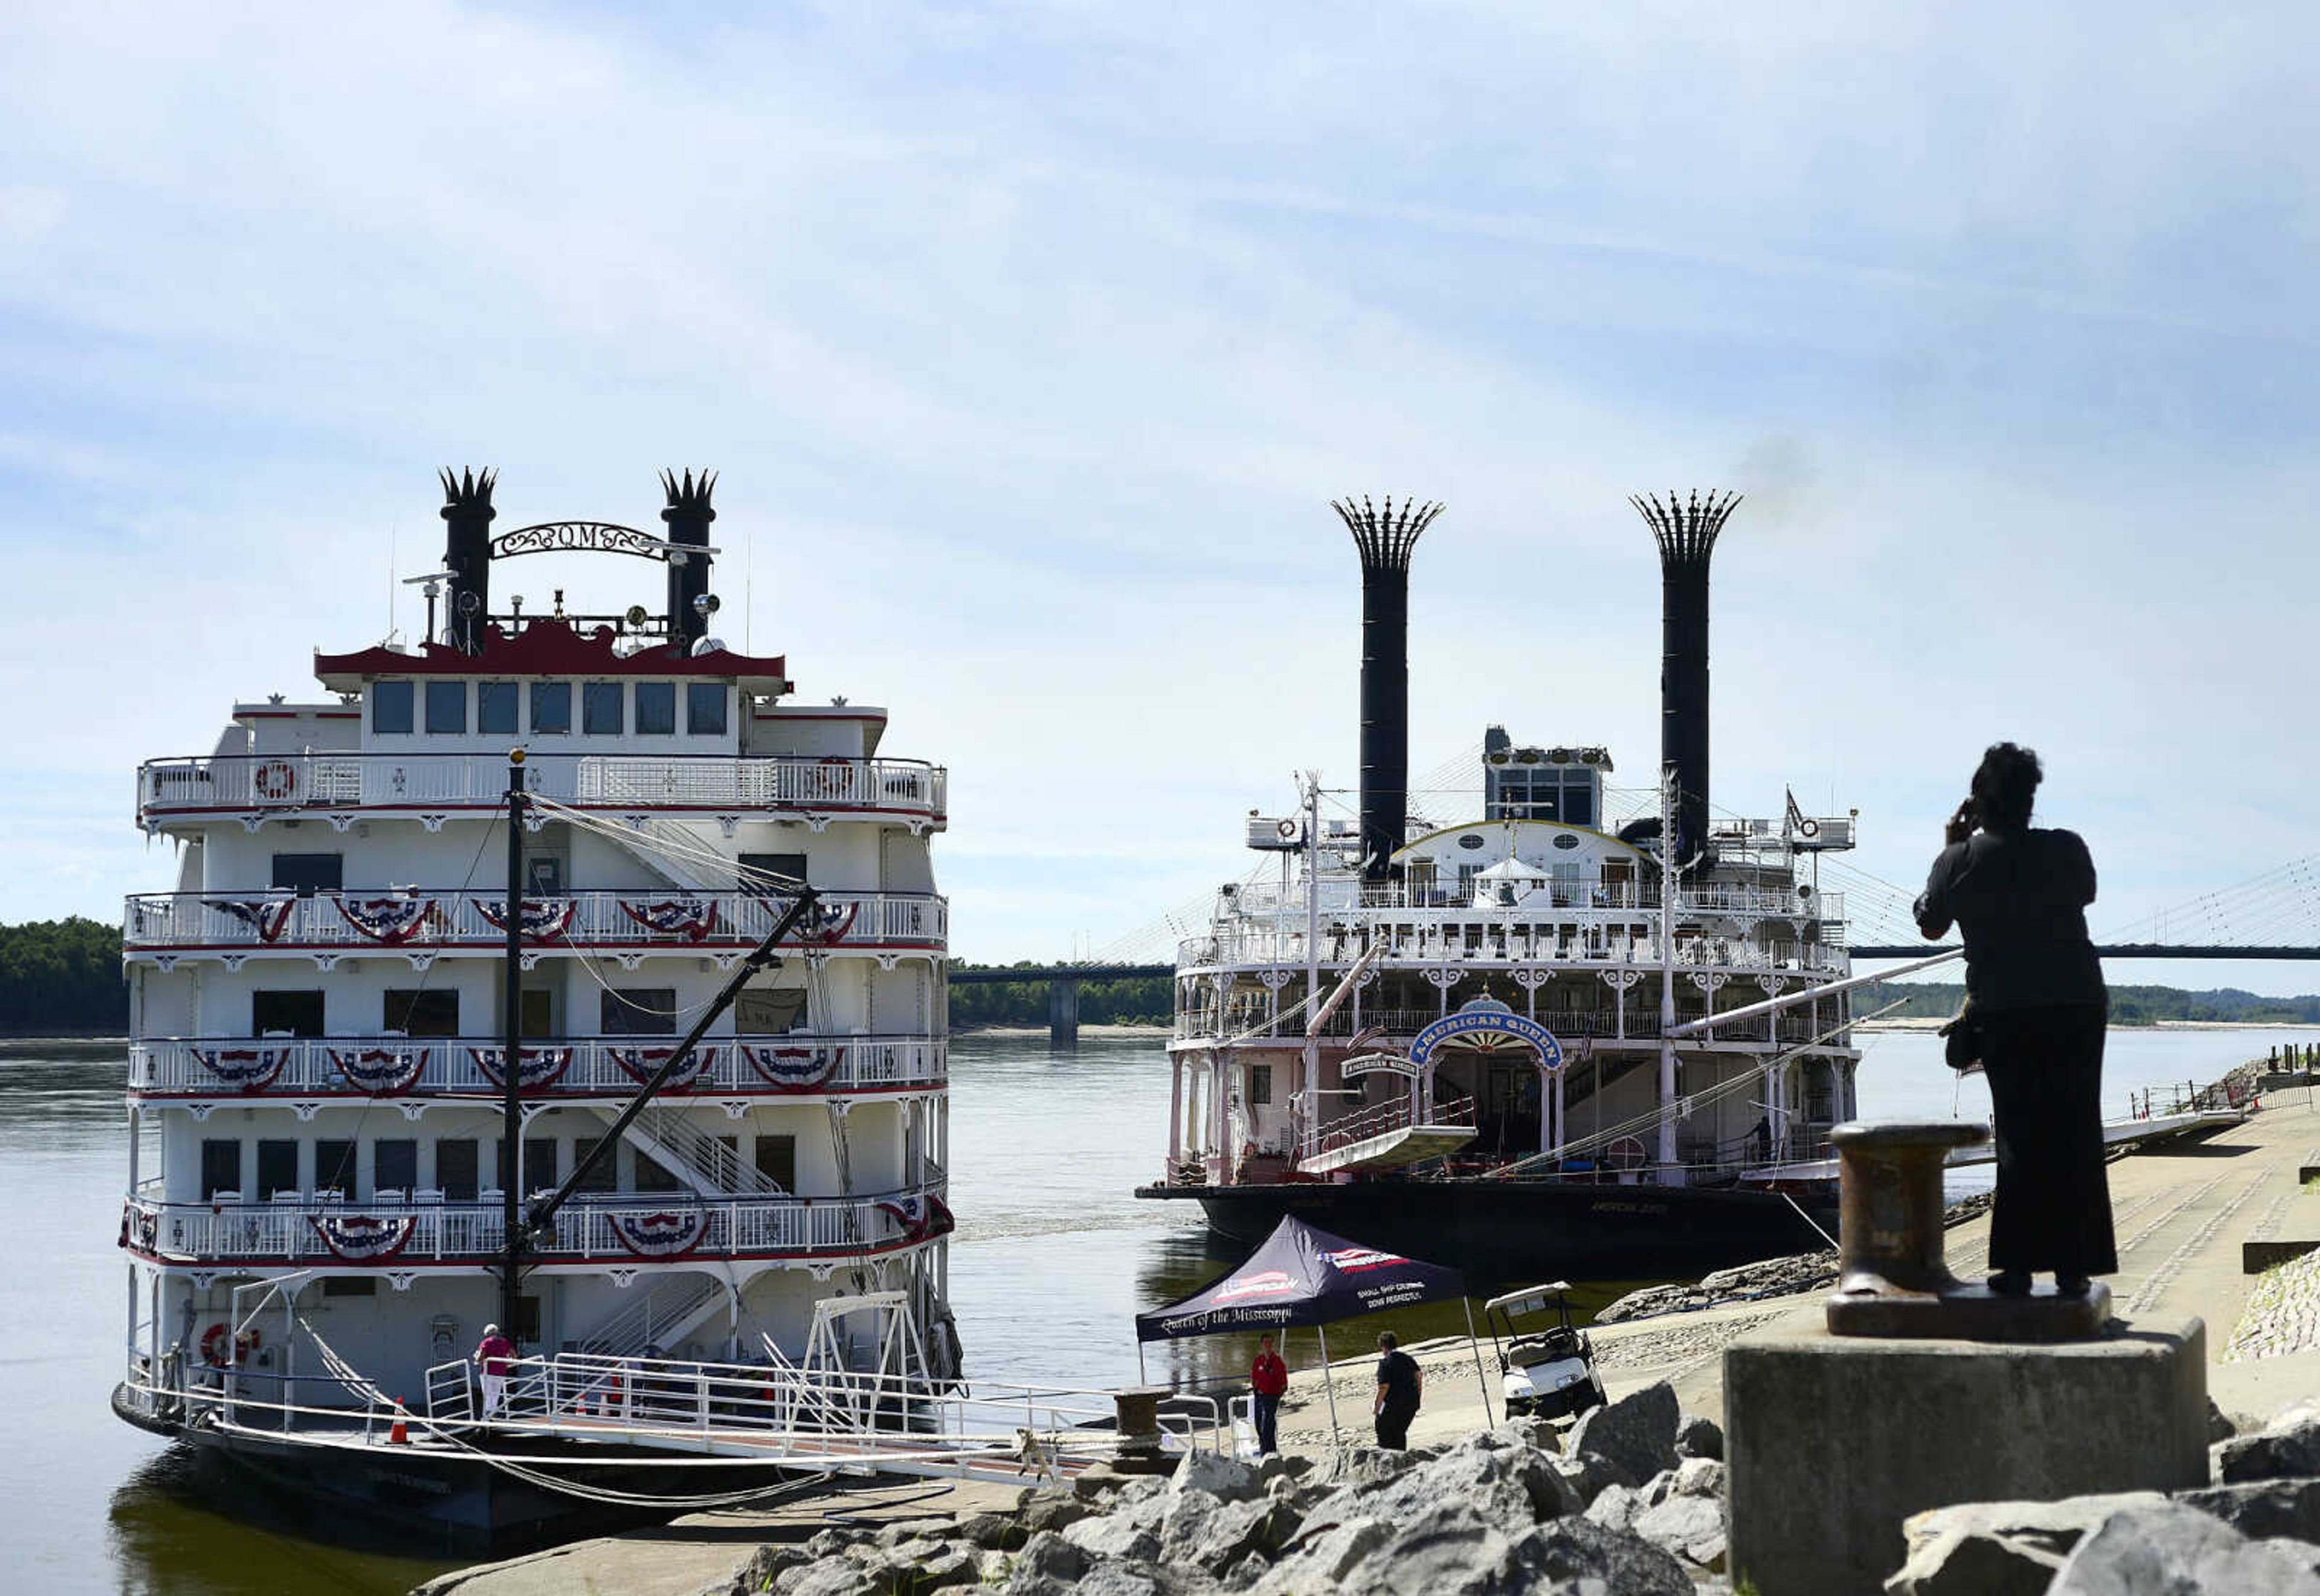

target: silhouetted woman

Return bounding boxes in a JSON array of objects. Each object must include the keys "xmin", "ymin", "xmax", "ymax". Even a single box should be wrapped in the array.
[{"xmin": 1916, "ymin": 743, "xmax": 2117, "ymax": 1296}]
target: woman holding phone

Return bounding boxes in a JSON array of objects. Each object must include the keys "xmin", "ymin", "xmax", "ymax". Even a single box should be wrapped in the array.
[{"xmin": 1916, "ymin": 742, "xmax": 2116, "ymax": 1296}]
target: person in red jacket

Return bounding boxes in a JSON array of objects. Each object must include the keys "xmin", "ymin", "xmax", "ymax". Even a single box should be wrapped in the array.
[{"xmin": 1249, "ymin": 1333, "xmax": 1288, "ymax": 1455}]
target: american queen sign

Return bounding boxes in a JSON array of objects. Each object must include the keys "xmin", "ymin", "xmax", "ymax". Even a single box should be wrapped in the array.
[{"xmin": 1407, "ymin": 999, "xmax": 1564, "ymax": 1073}]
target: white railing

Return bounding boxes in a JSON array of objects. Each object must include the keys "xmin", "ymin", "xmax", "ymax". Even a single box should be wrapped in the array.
[
  {"xmin": 1301, "ymin": 1090, "xmax": 1477, "ymax": 1161},
  {"xmin": 120, "ymin": 1185, "xmax": 947, "ymax": 1266},
  {"xmin": 1227, "ymin": 876, "xmax": 1841, "ymax": 922},
  {"xmin": 137, "ymin": 753, "xmax": 946, "ymax": 825},
  {"xmin": 121, "ymin": 889, "xmax": 946, "ymax": 954},
  {"xmin": 1177, "ymin": 928, "xmax": 1846, "ymax": 977},
  {"xmin": 128, "ymin": 1034, "xmax": 944, "ymax": 1098}
]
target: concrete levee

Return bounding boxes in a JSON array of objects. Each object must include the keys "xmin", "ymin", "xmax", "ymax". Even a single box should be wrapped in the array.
[{"xmin": 1725, "ymin": 1314, "xmax": 2209, "ymax": 1595}]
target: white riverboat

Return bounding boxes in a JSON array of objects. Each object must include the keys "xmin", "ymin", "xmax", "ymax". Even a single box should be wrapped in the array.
[
  {"xmin": 109, "ymin": 470, "xmax": 992, "ymax": 1548},
  {"xmin": 1137, "ymin": 494, "xmax": 1870, "ymax": 1279}
]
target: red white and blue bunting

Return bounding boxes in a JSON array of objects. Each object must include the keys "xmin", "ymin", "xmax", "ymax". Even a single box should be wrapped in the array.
[
  {"xmin": 877, "ymin": 1194, "xmax": 954, "ymax": 1245},
  {"xmin": 213, "ymin": 898, "xmax": 296, "ymax": 942},
  {"xmin": 333, "ymin": 895, "xmax": 435, "ymax": 945},
  {"xmin": 309, "ymin": 1213, "xmax": 418, "ymax": 1263},
  {"xmin": 328, "ymin": 1046, "xmax": 429, "ymax": 1095},
  {"xmin": 742, "ymin": 1044, "xmax": 845, "ymax": 1092},
  {"xmin": 469, "ymin": 1046, "xmax": 575, "ymax": 1090},
  {"xmin": 607, "ymin": 1208, "xmax": 710, "ymax": 1260},
  {"xmin": 619, "ymin": 898, "xmax": 718, "ymax": 941},
  {"xmin": 611, "ymin": 1045, "xmax": 720, "ymax": 1092},
  {"xmin": 191, "ymin": 1045, "xmax": 290, "ymax": 1092},
  {"xmin": 477, "ymin": 897, "xmax": 576, "ymax": 941}
]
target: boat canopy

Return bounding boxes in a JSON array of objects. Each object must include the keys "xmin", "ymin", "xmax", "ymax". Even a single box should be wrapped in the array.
[{"xmin": 1132, "ymin": 1215, "xmax": 1467, "ymax": 1342}]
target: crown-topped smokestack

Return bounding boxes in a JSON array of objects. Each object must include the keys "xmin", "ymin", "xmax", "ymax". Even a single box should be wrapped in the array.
[
  {"xmin": 439, "ymin": 466, "xmax": 498, "ymax": 654},
  {"xmin": 1332, "ymin": 495, "xmax": 1444, "ymax": 881},
  {"xmin": 1630, "ymin": 489, "xmax": 1741, "ymax": 865},
  {"xmin": 660, "ymin": 468, "xmax": 718, "ymax": 649}
]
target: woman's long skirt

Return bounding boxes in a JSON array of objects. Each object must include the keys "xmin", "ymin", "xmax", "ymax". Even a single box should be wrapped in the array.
[{"xmin": 1979, "ymin": 1002, "xmax": 2119, "ymax": 1277}]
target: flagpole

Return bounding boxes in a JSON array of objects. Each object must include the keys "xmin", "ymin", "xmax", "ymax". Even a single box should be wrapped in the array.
[
  {"xmin": 1316, "ymin": 1324, "xmax": 1342, "ymax": 1452},
  {"xmin": 1461, "ymin": 1297, "xmax": 1494, "ymax": 1427}
]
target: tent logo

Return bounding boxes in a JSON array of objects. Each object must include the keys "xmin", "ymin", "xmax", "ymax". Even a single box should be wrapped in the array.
[
  {"xmin": 1321, "ymin": 1246, "xmax": 1403, "ymax": 1273},
  {"xmin": 1213, "ymin": 1269, "xmax": 1299, "ymax": 1302}
]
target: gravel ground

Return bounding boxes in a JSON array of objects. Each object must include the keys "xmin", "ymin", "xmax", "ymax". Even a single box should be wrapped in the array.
[{"xmin": 2226, "ymin": 1247, "xmax": 2320, "ymax": 1362}]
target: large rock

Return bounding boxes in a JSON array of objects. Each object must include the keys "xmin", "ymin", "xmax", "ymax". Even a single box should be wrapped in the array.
[
  {"xmin": 1315, "ymin": 1446, "xmax": 1419, "ymax": 1487},
  {"xmin": 1008, "ymin": 1531, "xmax": 1086, "ymax": 1585},
  {"xmin": 1546, "ymin": 1447, "xmax": 1626, "ymax": 1505},
  {"xmin": 1898, "ymin": 1493, "xmax": 2165, "ymax": 1565},
  {"xmin": 1249, "ymin": 1515, "xmax": 1394, "ymax": 1595},
  {"xmin": 1172, "ymin": 1448, "xmax": 1264, "ymax": 1504},
  {"xmin": 2216, "ymin": 1413, "xmax": 2320, "ymax": 1484},
  {"xmin": 1063, "ymin": 1504, "xmax": 1164, "ymax": 1562},
  {"xmin": 2049, "ymin": 1499, "xmax": 2320, "ymax": 1594},
  {"xmin": 1017, "ymin": 1487, "xmax": 1094, "ymax": 1534},
  {"xmin": 1507, "ymin": 1517, "xmax": 1693, "ymax": 1596},
  {"xmin": 1582, "ymin": 1483, "xmax": 1641, "ymax": 1534},
  {"xmin": 863, "ymin": 1547, "xmax": 978, "ymax": 1594},
  {"xmin": 958, "ymin": 1511, "xmax": 1029, "ymax": 1551},
  {"xmin": 1632, "ymin": 1492, "xmax": 1728, "ymax": 1572},
  {"xmin": 1698, "ymin": 1250, "xmax": 1840, "ymax": 1299},
  {"xmin": 1297, "ymin": 1430, "xmax": 1577, "ymax": 1543},
  {"xmin": 775, "ymin": 1564, "xmax": 875, "ymax": 1596},
  {"xmin": 1677, "ymin": 1413, "xmax": 1725, "ymax": 1461},
  {"xmin": 1886, "ymin": 1529, "xmax": 2066, "ymax": 1595},
  {"xmin": 1159, "ymin": 1492, "xmax": 1301, "ymax": 1575},
  {"xmin": 2177, "ymin": 1478, "xmax": 2320, "ymax": 1542},
  {"xmin": 1567, "ymin": 1379, "xmax": 1681, "ymax": 1488},
  {"xmin": 1593, "ymin": 1284, "xmax": 1707, "ymax": 1324}
]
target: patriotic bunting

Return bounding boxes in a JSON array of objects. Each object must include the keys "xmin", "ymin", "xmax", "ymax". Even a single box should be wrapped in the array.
[
  {"xmin": 801, "ymin": 901, "xmax": 859, "ymax": 944},
  {"xmin": 742, "ymin": 1043, "xmax": 845, "ymax": 1092},
  {"xmin": 334, "ymin": 895, "xmax": 434, "ymax": 944},
  {"xmin": 877, "ymin": 1194, "xmax": 954, "ymax": 1245},
  {"xmin": 610, "ymin": 1044, "xmax": 720, "ymax": 1091},
  {"xmin": 607, "ymin": 1209, "xmax": 710, "ymax": 1260},
  {"xmin": 619, "ymin": 898, "xmax": 718, "ymax": 941},
  {"xmin": 191, "ymin": 1045, "xmax": 290, "ymax": 1092},
  {"xmin": 309, "ymin": 1214, "xmax": 418, "ymax": 1263},
  {"xmin": 214, "ymin": 898, "xmax": 296, "ymax": 942},
  {"xmin": 469, "ymin": 1046, "xmax": 574, "ymax": 1090},
  {"xmin": 476, "ymin": 897, "xmax": 576, "ymax": 940},
  {"xmin": 328, "ymin": 1046, "xmax": 429, "ymax": 1095}
]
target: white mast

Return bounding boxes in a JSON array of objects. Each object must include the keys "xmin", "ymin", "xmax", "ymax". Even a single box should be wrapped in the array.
[{"xmin": 1658, "ymin": 764, "xmax": 1680, "ymax": 1181}]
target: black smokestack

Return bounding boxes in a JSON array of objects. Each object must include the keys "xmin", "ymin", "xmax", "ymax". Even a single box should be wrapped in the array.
[
  {"xmin": 1332, "ymin": 495, "xmax": 1443, "ymax": 881},
  {"xmin": 1631, "ymin": 489, "xmax": 1741, "ymax": 864},
  {"xmin": 660, "ymin": 468, "xmax": 717, "ymax": 649},
  {"xmin": 439, "ymin": 466, "xmax": 497, "ymax": 654}
]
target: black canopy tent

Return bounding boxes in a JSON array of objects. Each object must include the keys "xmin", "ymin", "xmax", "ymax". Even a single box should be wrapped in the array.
[{"xmin": 1133, "ymin": 1215, "xmax": 1492, "ymax": 1447}]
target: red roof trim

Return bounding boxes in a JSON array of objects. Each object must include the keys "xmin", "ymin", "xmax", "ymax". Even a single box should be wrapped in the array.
[{"xmin": 315, "ymin": 620, "xmax": 786, "ymax": 683}]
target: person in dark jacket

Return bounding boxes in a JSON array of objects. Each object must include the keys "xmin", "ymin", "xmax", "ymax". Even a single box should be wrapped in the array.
[
  {"xmin": 1373, "ymin": 1331, "xmax": 1422, "ymax": 1448},
  {"xmin": 1916, "ymin": 742, "xmax": 2117, "ymax": 1296}
]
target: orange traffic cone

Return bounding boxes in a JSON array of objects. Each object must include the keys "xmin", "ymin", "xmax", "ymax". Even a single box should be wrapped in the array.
[{"xmin": 388, "ymin": 1399, "xmax": 410, "ymax": 1446}]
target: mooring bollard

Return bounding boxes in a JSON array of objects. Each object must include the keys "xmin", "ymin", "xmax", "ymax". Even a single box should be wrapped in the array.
[
  {"xmin": 1112, "ymin": 1385, "xmax": 1176, "ymax": 1474},
  {"xmin": 1825, "ymin": 1118, "xmax": 2110, "ymax": 1339}
]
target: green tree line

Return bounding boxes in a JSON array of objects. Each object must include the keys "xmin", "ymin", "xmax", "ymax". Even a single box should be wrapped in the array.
[
  {"xmin": 946, "ymin": 962, "xmax": 1172, "ymax": 1028},
  {"xmin": 1855, "ymin": 980, "xmax": 2320, "ymax": 1026},
  {"xmin": 0, "ymin": 918, "xmax": 129, "ymax": 1034}
]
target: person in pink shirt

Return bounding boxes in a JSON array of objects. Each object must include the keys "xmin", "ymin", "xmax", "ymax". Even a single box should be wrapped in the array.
[{"xmin": 474, "ymin": 1323, "xmax": 515, "ymax": 1418}]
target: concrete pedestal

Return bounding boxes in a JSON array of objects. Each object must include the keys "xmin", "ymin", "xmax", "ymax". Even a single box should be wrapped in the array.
[{"xmin": 1725, "ymin": 1315, "xmax": 2209, "ymax": 1596}]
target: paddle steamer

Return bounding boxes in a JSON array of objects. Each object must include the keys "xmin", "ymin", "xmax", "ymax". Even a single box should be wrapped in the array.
[
  {"xmin": 1138, "ymin": 493, "xmax": 1863, "ymax": 1279},
  {"xmin": 112, "ymin": 469, "xmax": 961, "ymax": 1546}
]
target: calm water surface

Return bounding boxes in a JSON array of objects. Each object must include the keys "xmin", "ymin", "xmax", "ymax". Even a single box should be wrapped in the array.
[{"xmin": 5, "ymin": 1024, "xmax": 2310, "ymax": 1593}]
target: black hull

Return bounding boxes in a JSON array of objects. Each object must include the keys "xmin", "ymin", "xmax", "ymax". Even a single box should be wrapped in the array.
[
  {"xmin": 1139, "ymin": 1179, "xmax": 1835, "ymax": 1282},
  {"xmin": 170, "ymin": 1419, "xmax": 801, "ymax": 1557}
]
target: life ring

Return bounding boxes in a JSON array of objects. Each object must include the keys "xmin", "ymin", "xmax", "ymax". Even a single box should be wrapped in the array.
[
  {"xmin": 199, "ymin": 1322, "xmax": 260, "ymax": 1365},
  {"xmin": 811, "ymin": 756, "xmax": 854, "ymax": 799},
  {"xmin": 1605, "ymin": 1136, "xmax": 1649, "ymax": 1171},
  {"xmin": 1798, "ymin": 817, "xmax": 1820, "ymax": 839},
  {"xmin": 253, "ymin": 759, "xmax": 297, "ymax": 800},
  {"xmin": 1275, "ymin": 819, "xmax": 1300, "ymax": 842}
]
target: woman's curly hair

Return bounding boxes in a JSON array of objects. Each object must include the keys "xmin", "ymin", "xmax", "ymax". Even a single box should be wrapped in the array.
[{"xmin": 1971, "ymin": 742, "xmax": 2042, "ymax": 831}]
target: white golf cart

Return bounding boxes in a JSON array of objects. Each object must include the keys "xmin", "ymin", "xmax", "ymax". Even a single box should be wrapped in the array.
[{"xmin": 1484, "ymin": 1282, "xmax": 1606, "ymax": 1422}]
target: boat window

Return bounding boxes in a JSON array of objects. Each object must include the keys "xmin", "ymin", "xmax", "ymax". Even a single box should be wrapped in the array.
[
  {"xmin": 736, "ymin": 985, "xmax": 807, "ymax": 1034},
  {"xmin": 518, "ymin": 1137, "xmax": 559, "ymax": 1194},
  {"xmin": 425, "ymin": 680, "xmax": 468, "ymax": 735},
  {"xmin": 373, "ymin": 1138, "xmax": 418, "ymax": 1195},
  {"xmin": 477, "ymin": 681, "xmax": 518, "ymax": 735},
  {"xmin": 634, "ymin": 1151, "xmax": 683, "ymax": 1193},
  {"xmin": 740, "ymin": 852, "xmax": 809, "ymax": 896},
  {"xmin": 601, "ymin": 988, "xmax": 677, "ymax": 1037},
  {"xmin": 1561, "ymin": 779, "xmax": 1595, "ymax": 828},
  {"xmin": 315, "ymin": 1139, "xmax": 356, "ymax": 1199},
  {"xmin": 321, "ymin": 1278, "xmax": 376, "ymax": 1298},
  {"xmin": 582, "ymin": 681, "xmax": 625, "ymax": 735},
  {"xmin": 384, "ymin": 989, "xmax": 459, "ymax": 1038},
  {"xmin": 519, "ymin": 987, "xmax": 554, "ymax": 1039},
  {"xmin": 200, "ymin": 1138, "xmax": 243, "ymax": 1200},
  {"xmin": 754, "ymin": 1134, "xmax": 797, "ymax": 1191},
  {"xmin": 270, "ymin": 852, "xmax": 343, "ymax": 896},
  {"xmin": 635, "ymin": 681, "xmax": 676, "ymax": 735},
  {"xmin": 573, "ymin": 1137, "xmax": 618, "ymax": 1194},
  {"xmin": 530, "ymin": 681, "xmax": 572, "ymax": 735},
  {"xmin": 251, "ymin": 989, "xmax": 324, "ymax": 1037},
  {"xmin": 1249, "ymin": 1064, "xmax": 1273, "ymax": 1105},
  {"xmin": 436, "ymin": 1139, "xmax": 480, "ymax": 1201},
  {"xmin": 256, "ymin": 1139, "xmax": 298, "ymax": 1198},
  {"xmin": 372, "ymin": 681, "xmax": 414, "ymax": 735},
  {"xmin": 688, "ymin": 683, "xmax": 728, "ymax": 735}
]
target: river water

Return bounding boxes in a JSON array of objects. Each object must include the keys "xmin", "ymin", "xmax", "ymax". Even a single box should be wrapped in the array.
[{"xmin": 7, "ymin": 1023, "xmax": 2312, "ymax": 1593}]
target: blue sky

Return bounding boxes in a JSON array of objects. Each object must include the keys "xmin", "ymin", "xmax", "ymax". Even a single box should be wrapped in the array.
[{"xmin": 3, "ymin": 2, "xmax": 2317, "ymax": 988}]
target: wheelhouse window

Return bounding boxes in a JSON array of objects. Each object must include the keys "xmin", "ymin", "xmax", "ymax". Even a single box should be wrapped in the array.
[
  {"xmin": 315, "ymin": 1139, "xmax": 356, "ymax": 1199},
  {"xmin": 372, "ymin": 680, "xmax": 414, "ymax": 734},
  {"xmin": 436, "ymin": 1139, "xmax": 480, "ymax": 1201},
  {"xmin": 384, "ymin": 989, "xmax": 459, "ymax": 1038},
  {"xmin": 252, "ymin": 989, "xmax": 324, "ymax": 1037},
  {"xmin": 687, "ymin": 683, "xmax": 728, "ymax": 735},
  {"xmin": 200, "ymin": 1138, "xmax": 243, "ymax": 1200},
  {"xmin": 256, "ymin": 1140, "xmax": 298, "ymax": 1199},
  {"xmin": 530, "ymin": 681, "xmax": 572, "ymax": 734},
  {"xmin": 601, "ymin": 988, "xmax": 677, "ymax": 1037},
  {"xmin": 477, "ymin": 681, "xmax": 518, "ymax": 735},
  {"xmin": 582, "ymin": 681, "xmax": 624, "ymax": 735},
  {"xmin": 425, "ymin": 680, "xmax": 468, "ymax": 734},
  {"xmin": 635, "ymin": 681, "xmax": 675, "ymax": 735},
  {"xmin": 373, "ymin": 1138, "xmax": 418, "ymax": 1195},
  {"xmin": 271, "ymin": 852, "xmax": 343, "ymax": 896}
]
